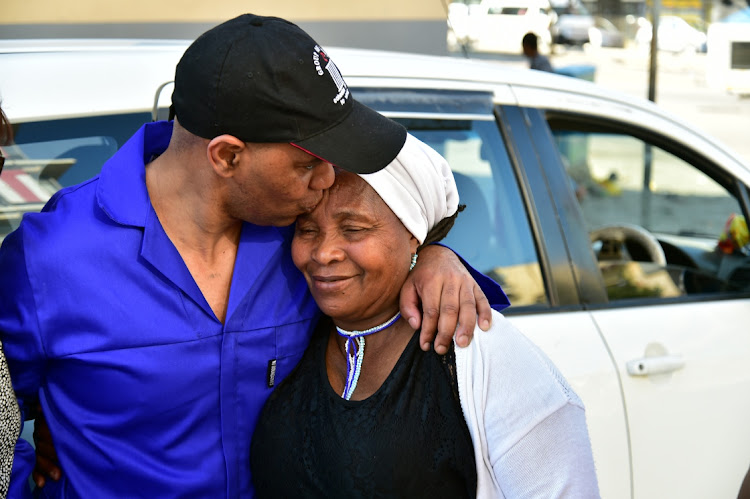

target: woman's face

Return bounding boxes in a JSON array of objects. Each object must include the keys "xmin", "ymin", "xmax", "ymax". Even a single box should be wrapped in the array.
[{"xmin": 292, "ymin": 171, "xmax": 418, "ymax": 330}]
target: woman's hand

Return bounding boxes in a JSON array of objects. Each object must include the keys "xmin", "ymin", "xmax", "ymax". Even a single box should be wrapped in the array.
[{"xmin": 400, "ymin": 245, "xmax": 491, "ymax": 354}]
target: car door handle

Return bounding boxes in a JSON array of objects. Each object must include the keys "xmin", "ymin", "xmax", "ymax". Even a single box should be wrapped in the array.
[{"xmin": 626, "ymin": 355, "xmax": 685, "ymax": 376}]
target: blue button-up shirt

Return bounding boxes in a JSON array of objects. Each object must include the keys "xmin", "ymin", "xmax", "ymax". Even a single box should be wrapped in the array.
[{"xmin": 0, "ymin": 121, "xmax": 508, "ymax": 497}]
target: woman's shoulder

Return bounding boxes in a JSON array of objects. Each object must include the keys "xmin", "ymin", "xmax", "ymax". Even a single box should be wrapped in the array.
[
  {"xmin": 455, "ymin": 309, "xmax": 583, "ymax": 411},
  {"xmin": 456, "ymin": 309, "xmax": 536, "ymax": 359}
]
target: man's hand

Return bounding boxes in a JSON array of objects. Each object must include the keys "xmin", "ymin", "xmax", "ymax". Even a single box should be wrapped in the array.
[
  {"xmin": 31, "ymin": 404, "xmax": 61, "ymax": 488},
  {"xmin": 400, "ymin": 245, "xmax": 491, "ymax": 354}
]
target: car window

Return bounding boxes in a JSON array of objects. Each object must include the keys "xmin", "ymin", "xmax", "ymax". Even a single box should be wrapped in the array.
[
  {"xmin": 0, "ymin": 113, "xmax": 150, "ymax": 240},
  {"xmin": 400, "ymin": 118, "xmax": 548, "ymax": 307},
  {"xmin": 552, "ymin": 1, "xmax": 590, "ymax": 16},
  {"xmin": 552, "ymin": 128, "xmax": 750, "ymax": 301},
  {"xmin": 490, "ymin": 7, "xmax": 526, "ymax": 15}
]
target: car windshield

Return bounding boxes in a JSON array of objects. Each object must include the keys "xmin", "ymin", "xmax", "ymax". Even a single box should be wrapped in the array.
[{"xmin": 551, "ymin": 1, "xmax": 589, "ymax": 15}]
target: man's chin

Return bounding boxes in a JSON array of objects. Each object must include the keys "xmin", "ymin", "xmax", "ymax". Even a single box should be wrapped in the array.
[
  {"xmin": 246, "ymin": 214, "xmax": 297, "ymax": 227},
  {"xmin": 251, "ymin": 205, "xmax": 315, "ymax": 227},
  {"xmin": 275, "ymin": 216, "xmax": 298, "ymax": 227}
]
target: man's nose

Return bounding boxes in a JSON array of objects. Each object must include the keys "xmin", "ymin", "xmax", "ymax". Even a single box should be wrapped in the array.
[{"xmin": 310, "ymin": 163, "xmax": 335, "ymax": 191}]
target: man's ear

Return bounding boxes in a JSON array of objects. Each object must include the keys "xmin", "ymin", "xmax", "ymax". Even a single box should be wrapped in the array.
[{"xmin": 206, "ymin": 135, "xmax": 246, "ymax": 178}]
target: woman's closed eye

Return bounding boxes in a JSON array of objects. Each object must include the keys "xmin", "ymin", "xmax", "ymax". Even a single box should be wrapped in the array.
[
  {"xmin": 342, "ymin": 224, "xmax": 374, "ymax": 236},
  {"xmin": 295, "ymin": 224, "xmax": 318, "ymax": 236}
]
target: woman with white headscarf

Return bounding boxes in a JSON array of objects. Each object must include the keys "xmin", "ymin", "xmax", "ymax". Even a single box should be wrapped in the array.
[{"xmin": 251, "ymin": 134, "xmax": 600, "ymax": 498}]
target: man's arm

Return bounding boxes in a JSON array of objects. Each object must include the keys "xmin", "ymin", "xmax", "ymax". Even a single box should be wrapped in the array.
[
  {"xmin": 399, "ymin": 244, "xmax": 509, "ymax": 354},
  {"xmin": 30, "ymin": 405, "xmax": 61, "ymax": 488}
]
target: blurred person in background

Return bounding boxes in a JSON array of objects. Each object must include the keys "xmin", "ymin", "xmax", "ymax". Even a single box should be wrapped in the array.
[
  {"xmin": 251, "ymin": 134, "xmax": 600, "ymax": 497},
  {"xmin": 522, "ymin": 32, "xmax": 555, "ymax": 72}
]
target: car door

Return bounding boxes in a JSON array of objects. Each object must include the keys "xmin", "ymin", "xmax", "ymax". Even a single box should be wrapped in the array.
[
  {"xmin": 538, "ymin": 111, "xmax": 750, "ymax": 498},
  {"xmin": 356, "ymin": 87, "xmax": 631, "ymax": 496},
  {"xmin": 497, "ymin": 105, "xmax": 632, "ymax": 498}
]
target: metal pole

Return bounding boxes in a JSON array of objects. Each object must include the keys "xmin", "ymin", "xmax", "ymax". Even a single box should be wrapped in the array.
[
  {"xmin": 647, "ymin": 0, "xmax": 660, "ymax": 102},
  {"xmin": 644, "ymin": 0, "xmax": 659, "ymax": 227}
]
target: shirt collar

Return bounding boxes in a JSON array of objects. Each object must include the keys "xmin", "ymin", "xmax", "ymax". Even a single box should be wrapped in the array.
[{"xmin": 96, "ymin": 121, "xmax": 173, "ymax": 227}]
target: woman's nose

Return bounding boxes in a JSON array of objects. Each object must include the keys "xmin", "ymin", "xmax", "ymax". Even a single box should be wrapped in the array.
[{"xmin": 311, "ymin": 232, "xmax": 345, "ymax": 265}]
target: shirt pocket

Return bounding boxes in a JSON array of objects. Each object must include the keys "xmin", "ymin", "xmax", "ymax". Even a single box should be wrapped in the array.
[{"xmin": 270, "ymin": 318, "xmax": 317, "ymax": 388}]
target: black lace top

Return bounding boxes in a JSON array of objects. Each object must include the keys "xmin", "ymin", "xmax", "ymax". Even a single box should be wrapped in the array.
[{"xmin": 251, "ymin": 317, "xmax": 477, "ymax": 498}]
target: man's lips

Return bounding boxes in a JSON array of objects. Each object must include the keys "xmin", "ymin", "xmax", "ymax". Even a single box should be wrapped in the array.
[{"xmin": 301, "ymin": 193, "xmax": 324, "ymax": 213}]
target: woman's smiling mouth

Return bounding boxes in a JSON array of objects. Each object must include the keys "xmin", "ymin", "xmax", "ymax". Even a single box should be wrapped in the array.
[{"xmin": 310, "ymin": 274, "xmax": 354, "ymax": 292}]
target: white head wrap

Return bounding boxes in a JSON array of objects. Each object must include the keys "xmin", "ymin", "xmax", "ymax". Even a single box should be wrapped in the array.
[{"xmin": 359, "ymin": 133, "xmax": 459, "ymax": 244}]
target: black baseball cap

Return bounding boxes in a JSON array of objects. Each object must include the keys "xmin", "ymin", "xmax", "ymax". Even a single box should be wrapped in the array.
[{"xmin": 171, "ymin": 14, "xmax": 406, "ymax": 174}]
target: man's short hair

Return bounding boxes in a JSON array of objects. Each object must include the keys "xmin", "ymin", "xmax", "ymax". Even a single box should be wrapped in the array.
[{"xmin": 522, "ymin": 32, "xmax": 539, "ymax": 50}]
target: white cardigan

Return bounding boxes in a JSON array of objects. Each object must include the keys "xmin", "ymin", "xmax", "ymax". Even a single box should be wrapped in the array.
[{"xmin": 455, "ymin": 310, "xmax": 601, "ymax": 498}]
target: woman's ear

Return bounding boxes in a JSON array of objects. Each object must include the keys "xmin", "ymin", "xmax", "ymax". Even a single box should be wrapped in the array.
[
  {"xmin": 409, "ymin": 235, "xmax": 420, "ymax": 254},
  {"xmin": 206, "ymin": 135, "xmax": 246, "ymax": 178}
]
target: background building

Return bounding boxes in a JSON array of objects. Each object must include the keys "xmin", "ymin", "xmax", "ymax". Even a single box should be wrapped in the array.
[{"xmin": 0, "ymin": 0, "xmax": 450, "ymax": 55}]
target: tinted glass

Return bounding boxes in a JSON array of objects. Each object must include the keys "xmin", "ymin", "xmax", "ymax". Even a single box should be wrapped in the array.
[
  {"xmin": 401, "ymin": 118, "xmax": 547, "ymax": 307},
  {"xmin": 553, "ymin": 129, "xmax": 750, "ymax": 300},
  {"xmin": 731, "ymin": 42, "xmax": 750, "ymax": 70},
  {"xmin": 0, "ymin": 113, "xmax": 150, "ymax": 240},
  {"xmin": 490, "ymin": 7, "xmax": 527, "ymax": 15}
]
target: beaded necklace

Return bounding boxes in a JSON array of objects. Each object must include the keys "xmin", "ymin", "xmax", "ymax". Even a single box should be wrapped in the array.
[{"xmin": 335, "ymin": 312, "xmax": 402, "ymax": 400}]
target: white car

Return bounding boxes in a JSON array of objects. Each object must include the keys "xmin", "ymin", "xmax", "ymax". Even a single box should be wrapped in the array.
[
  {"xmin": 588, "ymin": 16, "xmax": 626, "ymax": 48},
  {"xmin": 550, "ymin": 0, "xmax": 594, "ymax": 45},
  {"xmin": 2, "ymin": 39, "xmax": 750, "ymax": 498},
  {"xmin": 636, "ymin": 15, "xmax": 708, "ymax": 53},
  {"xmin": 447, "ymin": 0, "xmax": 554, "ymax": 54}
]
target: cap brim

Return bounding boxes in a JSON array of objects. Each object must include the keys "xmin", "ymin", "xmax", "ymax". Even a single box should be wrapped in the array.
[{"xmin": 292, "ymin": 100, "xmax": 406, "ymax": 174}]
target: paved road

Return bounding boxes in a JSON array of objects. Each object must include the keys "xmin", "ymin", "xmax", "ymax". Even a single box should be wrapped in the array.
[{"xmin": 453, "ymin": 46, "xmax": 750, "ymax": 167}]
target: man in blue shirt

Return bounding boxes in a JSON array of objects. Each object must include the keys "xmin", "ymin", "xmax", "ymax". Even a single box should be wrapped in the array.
[
  {"xmin": 0, "ymin": 14, "xmax": 503, "ymax": 497},
  {"xmin": 522, "ymin": 32, "xmax": 555, "ymax": 73}
]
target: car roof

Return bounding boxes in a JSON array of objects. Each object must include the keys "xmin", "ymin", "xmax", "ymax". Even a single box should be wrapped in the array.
[
  {"xmin": 1, "ymin": 38, "xmax": 748, "ymax": 179},
  {"xmin": 0, "ymin": 39, "xmax": 191, "ymax": 122},
  {"xmin": 0, "ymin": 38, "xmax": 624, "ymax": 120},
  {"xmin": 0, "ymin": 38, "xmax": 690, "ymax": 119}
]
